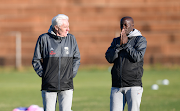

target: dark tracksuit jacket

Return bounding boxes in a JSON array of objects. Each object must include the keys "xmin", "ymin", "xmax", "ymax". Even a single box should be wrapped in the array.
[
  {"xmin": 32, "ymin": 25, "xmax": 80, "ymax": 91},
  {"xmin": 105, "ymin": 29, "xmax": 147, "ymax": 88}
]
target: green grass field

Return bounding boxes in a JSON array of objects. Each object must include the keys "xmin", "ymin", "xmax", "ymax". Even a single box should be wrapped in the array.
[{"xmin": 0, "ymin": 66, "xmax": 180, "ymax": 111}]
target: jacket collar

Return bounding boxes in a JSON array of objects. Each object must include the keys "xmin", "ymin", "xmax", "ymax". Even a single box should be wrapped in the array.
[{"xmin": 127, "ymin": 29, "xmax": 142, "ymax": 38}]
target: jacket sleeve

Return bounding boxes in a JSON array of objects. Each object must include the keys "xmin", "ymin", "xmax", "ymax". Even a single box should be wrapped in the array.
[
  {"xmin": 32, "ymin": 37, "xmax": 43, "ymax": 77},
  {"xmin": 123, "ymin": 36, "xmax": 147, "ymax": 62},
  {"xmin": 105, "ymin": 38, "xmax": 123, "ymax": 63},
  {"xmin": 72, "ymin": 37, "xmax": 81, "ymax": 78}
]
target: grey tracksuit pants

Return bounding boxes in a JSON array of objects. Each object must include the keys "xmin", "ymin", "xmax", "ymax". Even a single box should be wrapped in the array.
[
  {"xmin": 110, "ymin": 87, "xmax": 143, "ymax": 111},
  {"xmin": 42, "ymin": 89, "xmax": 73, "ymax": 111}
]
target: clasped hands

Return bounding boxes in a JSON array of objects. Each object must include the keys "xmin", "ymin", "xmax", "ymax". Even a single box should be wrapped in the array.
[{"xmin": 120, "ymin": 29, "xmax": 128, "ymax": 45}]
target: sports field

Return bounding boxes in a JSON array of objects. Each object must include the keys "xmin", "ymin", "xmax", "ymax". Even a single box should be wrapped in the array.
[{"xmin": 0, "ymin": 66, "xmax": 180, "ymax": 111}]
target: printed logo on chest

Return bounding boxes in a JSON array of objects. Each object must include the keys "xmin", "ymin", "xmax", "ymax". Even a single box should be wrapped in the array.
[{"xmin": 50, "ymin": 47, "xmax": 56, "ymax": 55}]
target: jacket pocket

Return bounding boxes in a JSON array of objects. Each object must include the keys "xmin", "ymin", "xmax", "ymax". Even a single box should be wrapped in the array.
[
  {"xmin": 43, "ymin": 57, "xmax": 59, "ymax": 81},
  {"xmin": 60, "ymin": 57, "xmax": 73, "ymax": 82},
  {"xmin": 42, "ymin": 57, "xmax": 59, "ymax": 90}
]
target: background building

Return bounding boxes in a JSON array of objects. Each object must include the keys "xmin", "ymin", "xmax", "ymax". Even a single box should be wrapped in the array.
[{"xmin": 0, "ymin": 0, "xmax": 180, "ymax": 67}]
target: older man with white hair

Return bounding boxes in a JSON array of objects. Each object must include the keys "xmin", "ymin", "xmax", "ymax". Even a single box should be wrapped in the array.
[{"xmin": 32, "ymin": 14, "xmax": 81, "ymax": 111}]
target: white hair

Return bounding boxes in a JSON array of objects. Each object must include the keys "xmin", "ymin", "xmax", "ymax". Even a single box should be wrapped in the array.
[{"xmin": 52, "ymin": 14, "xmax": 69, "ymax": 28}]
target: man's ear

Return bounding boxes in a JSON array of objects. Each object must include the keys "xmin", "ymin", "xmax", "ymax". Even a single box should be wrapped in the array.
[
  {"xmin": 132, "ymin": 24, "xmax": 134, "ymax": 27},
  {"xmin": 54, "ymin": 25, "xmax": 59, "ymax": 31}
]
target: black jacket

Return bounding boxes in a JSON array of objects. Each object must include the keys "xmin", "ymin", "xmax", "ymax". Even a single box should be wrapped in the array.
[
  {"xmin": 32, "ymin": 26, "xmax": 80, "ymax": 91},
  {"xmin": 105, "ymin": 29, "xmax": 147, "ymax": 88}
]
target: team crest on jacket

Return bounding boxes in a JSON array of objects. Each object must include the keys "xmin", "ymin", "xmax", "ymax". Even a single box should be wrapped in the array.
[{"xmin": 64, "ymin": 47, "xmax": 69, "ymax": 54}]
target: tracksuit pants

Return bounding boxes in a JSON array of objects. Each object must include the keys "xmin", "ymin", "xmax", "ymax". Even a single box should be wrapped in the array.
[
  {"xmin": 42, "ymin": 89, "xmax": 73, "ymax": 111},
  {"xmin": 110, "ymin": 87, "xmax": 143, "ymax": 111}
]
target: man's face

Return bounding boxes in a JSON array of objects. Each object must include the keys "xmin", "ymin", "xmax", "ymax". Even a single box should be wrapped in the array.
[
  {"xmin": 120, "ymin": 19, "xmax": 133, "ymax": 35},
  {"xmin": 57, "ymin": 19, "xmax": 70, "ymax": 37}
]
